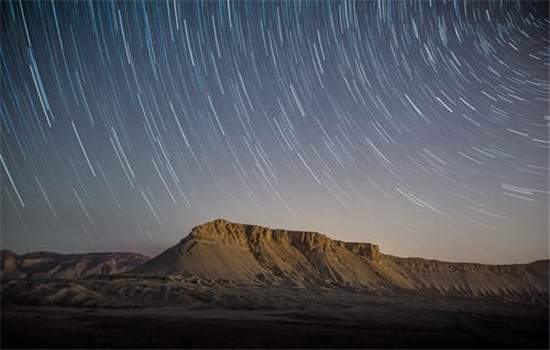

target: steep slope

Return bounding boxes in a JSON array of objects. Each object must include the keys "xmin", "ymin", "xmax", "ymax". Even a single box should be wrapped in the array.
[
  {"xmin": 132, "ymin": 219, "xmax": 549, "ymax": 302},
  {"xmin": 0, "ymin": 250, "xmax": 149, "ymax": 279}
]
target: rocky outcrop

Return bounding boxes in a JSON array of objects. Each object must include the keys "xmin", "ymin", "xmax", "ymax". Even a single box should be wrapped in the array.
[
  {"xmin": 189, "ymin": 218, "xmax": 380, "ymax": 259},
  {"xmin": 132, "ymin": 219, "xmax": 385, "ymax": 286}
]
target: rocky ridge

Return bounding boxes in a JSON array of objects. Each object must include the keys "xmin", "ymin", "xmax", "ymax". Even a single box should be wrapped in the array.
[{"xmin": 1, "ymin": 250, "xmax": 149, "ymax": 279}]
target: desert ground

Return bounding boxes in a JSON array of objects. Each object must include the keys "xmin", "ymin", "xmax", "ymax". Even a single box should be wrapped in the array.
[{"xmin": 1, "ymin": 278, "xmax": 548, "ymax": 348}]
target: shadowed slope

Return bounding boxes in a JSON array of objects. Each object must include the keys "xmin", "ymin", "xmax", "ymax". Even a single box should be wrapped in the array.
[{"xmin": 1, "ymin": 250, "xmax": 149, "ymax": 279}]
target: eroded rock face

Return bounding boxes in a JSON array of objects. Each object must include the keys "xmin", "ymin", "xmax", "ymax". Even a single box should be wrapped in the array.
[{"xmin": 188, "ymin": 218, "xmax": 380, "ymax": 260}]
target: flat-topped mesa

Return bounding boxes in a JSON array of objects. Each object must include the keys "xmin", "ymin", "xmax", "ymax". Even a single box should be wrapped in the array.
[
  {"xmin": 187, "ymin": 218, "xmax": 380, "ymax": 260},
  {"xmin": 131, "ymin": 219, "xmax": 548, "ymax": 302}
]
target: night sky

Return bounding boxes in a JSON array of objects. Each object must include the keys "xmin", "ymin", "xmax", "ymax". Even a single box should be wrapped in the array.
[{"xmin": 1, "ymin": 1, "xmax": 548, "ymax": 263}]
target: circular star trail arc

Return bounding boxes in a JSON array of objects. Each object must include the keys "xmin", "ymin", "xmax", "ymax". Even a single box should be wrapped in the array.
[{"xmin": 1, "ymin": 1, "xmax": 548, "ymax": 263}]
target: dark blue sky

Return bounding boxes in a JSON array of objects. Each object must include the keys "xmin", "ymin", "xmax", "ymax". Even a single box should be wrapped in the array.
[{"xmin": 1, "ymin": 1, "xmax": 548, "ymax": 263}]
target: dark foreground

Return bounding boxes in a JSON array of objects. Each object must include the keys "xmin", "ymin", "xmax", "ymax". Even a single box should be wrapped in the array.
[
  {"xmin": 1, "ymin": 279, "xmax": 548, "ymax": 348},
  {"xmin": 2, "ymin": 303, "xmax": 549, "ymax": 348},
  {"xmin": 2, "ymin": 306, "xmax": 547, "ymax": 349}
]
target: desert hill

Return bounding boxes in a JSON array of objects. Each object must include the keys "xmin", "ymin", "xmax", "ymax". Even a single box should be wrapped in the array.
[
  {"xmin": 0, "ymin": 250, "xmax": 149, "ymax": 279},
  {"xmin": 132, "ymin": 218, "xmax": 549, "ymax": 302}
]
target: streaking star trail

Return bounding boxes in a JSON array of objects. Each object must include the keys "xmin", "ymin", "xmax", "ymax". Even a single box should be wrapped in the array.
[{"xmin": 1, "ymin": 1, "xmax": 548, "ymax": 263}]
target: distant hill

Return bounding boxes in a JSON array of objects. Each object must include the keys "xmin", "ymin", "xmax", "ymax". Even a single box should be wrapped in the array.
[
  {"xmin": 0, "ymin": 250, "xmax": 149, "ymax": 279},
  {"xmin": 132, "ymin": 218, "xmax": 549, "ymax": 302}
]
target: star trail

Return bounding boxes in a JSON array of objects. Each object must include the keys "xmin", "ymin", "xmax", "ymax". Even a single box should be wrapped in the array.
[{"xmin": 1, "ymin": 1, "xmax": 548, "ymax": 263}]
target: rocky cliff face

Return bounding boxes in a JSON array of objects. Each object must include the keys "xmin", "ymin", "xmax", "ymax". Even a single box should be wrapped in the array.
[
  {"xmin": 131, "ymin": 219, "xmax": 548, "ymax": 304},
  {"xmin": 132, "ymin": 219, "xmax": 384, "ymax": 286},
  {"xmin": 0, "ymin": 250, "xmax": 149, "ymax": 279},
  {"xmin": 189, "ymin": 218, "xmax": 380, "ymax": 259}
]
